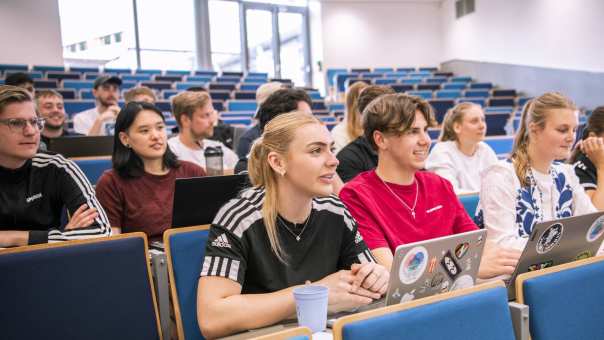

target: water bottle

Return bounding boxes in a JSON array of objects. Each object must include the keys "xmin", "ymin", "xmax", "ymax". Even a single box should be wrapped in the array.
[{"xmin": 204, "ymin": 146, "xmax": 224, "ymax": 176}]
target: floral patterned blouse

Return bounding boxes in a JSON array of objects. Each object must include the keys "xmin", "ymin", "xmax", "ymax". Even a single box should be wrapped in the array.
[{"xmin": 475, "ymin": 159, "xmax": 595, "ymax": 250}]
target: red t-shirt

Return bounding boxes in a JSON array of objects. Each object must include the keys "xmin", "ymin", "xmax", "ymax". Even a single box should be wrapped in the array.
[
  {"xmin": 339, "ymin": 170, "xmax": 477, "ymax": 252},
  {"xmin": 95, "ymin": 161, "xmax": 205, "ymax": 240}
]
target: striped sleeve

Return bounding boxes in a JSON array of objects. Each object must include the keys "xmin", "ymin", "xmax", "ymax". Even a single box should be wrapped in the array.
[
  {"xmin": 199, "ymin": 188, "xmax": 265, "ymax": 285},
  {"xmin": 199, "ymin": 223, "xmax": 247, "ymax": 286},
  {"xmin": 31, "ymin": 153, "xmax": 111, "ymax": 244},
  {"xmin": 314, "ymin": 195, "xmax": 376, "ymax": 269}
]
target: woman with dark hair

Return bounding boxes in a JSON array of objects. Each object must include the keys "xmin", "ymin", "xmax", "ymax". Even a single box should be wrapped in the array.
[
  {"xmin": 96, "ymin": 102, "xmax": 205, "ymax": 240},
  {"xmin": 571, "ymin": 106, "xmax": 604, "ymax": 208}
]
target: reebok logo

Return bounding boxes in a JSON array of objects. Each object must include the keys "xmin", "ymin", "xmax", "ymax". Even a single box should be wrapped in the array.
[
  {"xmin": 211, "ymin": 234, "xmax": 231, "ymax": 248},
  {"xmin": 26, "ymin": 193, "xmax": 43, "ymax": 203}
]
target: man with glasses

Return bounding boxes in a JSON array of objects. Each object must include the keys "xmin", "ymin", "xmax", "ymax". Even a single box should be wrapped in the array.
[
  {"xmin": 0, "ymin": 86, "xmax": 111, "ymax": 247},
  {"xmin": 35, "ymin": 89, "xmax": 80, "ymax": 150},
  {"xmin": 73, "ymin": 75, "xmax": 122, "ymax": 136}
]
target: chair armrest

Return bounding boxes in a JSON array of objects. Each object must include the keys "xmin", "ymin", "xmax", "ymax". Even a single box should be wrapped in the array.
[{"xmin": 509, "ymin": 302, "xmax": 529, "ymax": 340}]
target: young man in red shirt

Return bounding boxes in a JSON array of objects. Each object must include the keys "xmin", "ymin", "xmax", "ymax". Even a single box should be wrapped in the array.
[{"xmin": 339, "ymin": 93, "xmax": 520, "ymax": 279}]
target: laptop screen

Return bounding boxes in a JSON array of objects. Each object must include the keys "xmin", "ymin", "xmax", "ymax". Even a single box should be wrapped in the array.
[{"xmin": 172, "ymin": 174, "xmax": 250, "ymax": 227}]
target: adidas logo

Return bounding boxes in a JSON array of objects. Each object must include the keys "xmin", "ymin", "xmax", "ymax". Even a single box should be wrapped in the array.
[{"xmin": 211, "ymin": 233, "xmax": 231, "ymax": 248}]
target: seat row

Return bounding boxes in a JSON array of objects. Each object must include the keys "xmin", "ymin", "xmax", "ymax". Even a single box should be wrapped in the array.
[{"xmin": 4, "ymin": 227, "xmax": 602, "ymax": 339}]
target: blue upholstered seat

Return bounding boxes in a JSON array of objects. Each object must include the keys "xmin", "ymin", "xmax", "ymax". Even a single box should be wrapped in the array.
[
  {"xmin": 0, "ymin": 234, "xmax": 161, "ymax": 340},
  {"xmin": 517, "ymin": 257, "xmax": 604, "ymax": 340},
  {"xmin": 333, "ymin": 282, "xmax": 515, "ymax": 340},
  {"xmin": 164, "ymin": 226, "xmax": 211, "ymax": 340}
]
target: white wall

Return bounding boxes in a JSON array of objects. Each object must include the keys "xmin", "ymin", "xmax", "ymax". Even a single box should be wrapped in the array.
[
  {"xmin": 0, "ymin": 0, "xmax": 63, "ymax": 66},
  {"xmin": 320, "ymin": 0, "xmax": 443, "ymax": 70},
  {"xmin": 441, "ymin": 0, "xmax": 604, "ymax": 73}
]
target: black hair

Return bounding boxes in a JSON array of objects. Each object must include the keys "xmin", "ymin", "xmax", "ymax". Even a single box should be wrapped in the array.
[
  {"xmin": 569, "ymin": 106, "xmax": 604, "ymax": 163},
  {"xmin": 257, "ymin": 88, "xmax": 312, "ymax": 132},
  {"xmin": 112, "ymin": 101, "xmax": 179, "ymax": 178},
  {"xmin": 5, "ymin": 72, "xmax": 34, "ymax": 87}
]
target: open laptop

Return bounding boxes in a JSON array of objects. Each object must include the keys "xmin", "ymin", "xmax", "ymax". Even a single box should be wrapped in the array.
[
  {"xmin": 47, "ymin": 135, "xmax": 114, "ymax": 158},
  {"xmin": 171, "ymin": 174, "xmax": 250, "ymax": 228},
  {"xmin": 506, "ymin": 210, "xmax": 604, "ymax": 299},
  {"xmin": 327, "ymin": 229, "xmax": 487, "ymax": 326},
  {"xmin": 385, "ymin": 229, "xmax": 487, "ymax": 304}
]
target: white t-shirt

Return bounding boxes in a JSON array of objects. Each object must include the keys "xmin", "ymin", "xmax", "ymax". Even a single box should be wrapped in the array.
[
  {"xmin": 426, "ymin": 141, "xmax": 498, "ymax": 194},
  {"xmin": 331, "ymin": 122, "xmax": 352, "ymax": 155},
  {"xmin": 168, "ymin": 136, "xmax": 238, "ymax": 170},
  {"xmin": 477, "ymin": 160, "xmax": 597, "ymax": 251},
  {"xmin": 72, "ymin": 108, "xmax": 114, "ymax": 136}
]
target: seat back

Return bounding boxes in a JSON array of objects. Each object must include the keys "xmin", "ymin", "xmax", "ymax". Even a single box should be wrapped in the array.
[
  {"xmin": 164, "ymin": 225, "xmax": 211, "ymax": 340},
  {"xmin": 0, "ymin": 233, "xmax": 162, "ymax": 340},
  {"xmin": 333, "ymin": 281, "xmax": 514, "ymax": 340},
  {"xmin": 458, "ymin": 192, "xmax": 480, "ymax": 218},
  {"xmin": 250, "ymin": 327, "xmax": 312, "ymax": 340},
  {"xmin": 516, "ymin": 256, "xmax": 604, "ymax": 340}
]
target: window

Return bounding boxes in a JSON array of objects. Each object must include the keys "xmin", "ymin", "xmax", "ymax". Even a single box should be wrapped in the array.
[
  {"xmin": 114, "ymin": 32, "xmax": 122, "ymax": 43},
  {"xmin": 209, "ymin": 0, "xmax": 242, "ymax": 71},
  {"xmin": 58, "ymin": 0, "xmax": 136, "ymax": 68},
  {"xmin": 136, "ymin": 0, "xmax": 196, "ymax": 70},
  {"xmin": 102, "ymin": 35, "xmax": 111, "ymax": 45}
]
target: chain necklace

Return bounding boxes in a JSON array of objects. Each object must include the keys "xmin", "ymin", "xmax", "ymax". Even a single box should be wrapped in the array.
[
  {"xmin": 377, "ymin": 172, "xmax": 419, "ymax": 219},
  {"xmin": 277, "ymin": 211, "xmax": 312, "ymax": 242},
  {"xmin": 527, "ymin": 167, "xmax": 557, "ymax": 222}
]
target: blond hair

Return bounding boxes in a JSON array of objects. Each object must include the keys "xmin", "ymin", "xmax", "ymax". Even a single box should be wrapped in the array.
[
  {"xmin": 171, "ymin": 91, "xmax": 211, "ymax": 126},
  {"xmin": 0, "ymin": 85, "xmax": 32, "ymax": 115},
  {"xmin": 256, "ymin": 82, "xmax": 284, "ymax": 105},
  {"xmin": 248, "ymin": 111, "xmax": 322, "ymax": 262},
  {"xmin": 439, "ymin": 102, "xmax": 481, "ymax": 142},
  {"xmin": 511, "ymin": 92, "xmax": 577, "ymax": 187},
  {"xmin": 124, "ymin": 86, "xmax": 157, "ymax": 104},
  {"xmin": 345, "ymin": 81, "xmax": 369, "ymax": 140}
]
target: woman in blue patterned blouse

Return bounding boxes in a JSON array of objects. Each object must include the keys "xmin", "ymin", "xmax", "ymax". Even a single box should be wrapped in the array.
[{"xmin": 476, "ymin": 92, "xmax": 597, "ymax": 251}]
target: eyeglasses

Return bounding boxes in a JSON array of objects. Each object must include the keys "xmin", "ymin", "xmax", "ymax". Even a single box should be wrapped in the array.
[{"xmin": 0, "ymin": 117, "xmax": 45, "ymax": 133}]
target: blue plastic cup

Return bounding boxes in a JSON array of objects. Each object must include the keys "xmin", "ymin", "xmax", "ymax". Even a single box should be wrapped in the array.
[{"xmin": 293, "ymin": 285, "xmax": 329, "ymax": 333}]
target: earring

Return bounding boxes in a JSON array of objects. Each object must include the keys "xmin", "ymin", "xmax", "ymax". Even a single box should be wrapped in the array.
[
  {"xmin": 280, "ymin": 170, "xmax": 286, "ymax": 177},
  {"xmin": 125, "ymin": 144, "xmax": 130, "ymax": 148}
]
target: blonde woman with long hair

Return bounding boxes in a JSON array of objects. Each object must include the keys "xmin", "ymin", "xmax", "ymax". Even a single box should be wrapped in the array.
[
  {"xmin": 476, "ymin": 92, "xmax": 597, "ymax": 251},
  {"xmin": 331, "ymin": 81, "xmax": 368, "ymax": 154},
  {"xmin": 197, "ymin": 111, "xmax": 388, "ymax": 338},
  {"xmin": 426, "ymin": 102, "xmax": 498, "ymax": 193}
]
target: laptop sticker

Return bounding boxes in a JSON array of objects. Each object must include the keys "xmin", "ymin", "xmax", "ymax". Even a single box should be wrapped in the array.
[
  {"xmin": 454, "ymin": 242, "xmax": 469, "ymax": 259},
  {"xmin": 536, "ymin": 223, "xmax": 563, "ymax": 254},
  {"xmin": 451, "ymin": 274, "xmax": 474, "ymax": 290},
  {"xmin": 586, "ymin": 216, "xmax": 604, "ymax": 242},
  {"xmin": 428, "ymin": 257, "xmax": 437, "ymax": 273},
  {"xmin": 440, "ymin": 280, "xmax": 450, "ymax": 293},
  {"xmin": 400, "ymin": 290, "xmax": 415, "ymax": 303},
  {"xmin": 441, "ymin": 250, "xmax": 462, "ymax": 280},
  {"xmin": 399, "ymin": 246, "xmax": 429, "ymax": 284},
  {"xmin": 475, "ymin": 234, "xmax": 484, "ymax": 246},
  {"xmin": 527, "ymin": 260, "xmax": 553, "ymax": 272},
  {"xmin": 428, "ymin": 272, "xmax": 445, "ymax": 290},
  {"xmin": 575, "ymin": 250, "xmax": 593, "ymax": 261}
]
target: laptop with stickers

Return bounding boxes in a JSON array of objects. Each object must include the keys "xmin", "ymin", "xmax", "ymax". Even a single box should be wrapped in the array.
[
  {"xmin": 506, "ymin": 210, "xmax": 604, "ymax": 299},
  {"xmin": 327, "ymin": 229, "xmax": 487, "ymax": 327},
  {"xmin": 385, "ymin": 229, "xmax": 487, "ymax": 305}
]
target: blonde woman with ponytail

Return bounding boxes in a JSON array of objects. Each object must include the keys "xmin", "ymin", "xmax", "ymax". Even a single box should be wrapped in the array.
[
  {"xmin": 197, "ymin": 111, "xmax": 389, "ymax": 338},
  {"xmin": 476, "ymin": 92, "xmax": 597, "ymax": 252},
  {"xmin": 426, "ymin": 102, "xmax": 498, "ymax": 193}
]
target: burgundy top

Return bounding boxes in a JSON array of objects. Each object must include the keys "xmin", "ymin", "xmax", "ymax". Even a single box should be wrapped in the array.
[
  {"xmin": 340, "ymin": 170, "xmax": 477, "ymax": 252},
  {"xmin": 95, "ymin": 161, "xmax": 205, "ymax": 240}
]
